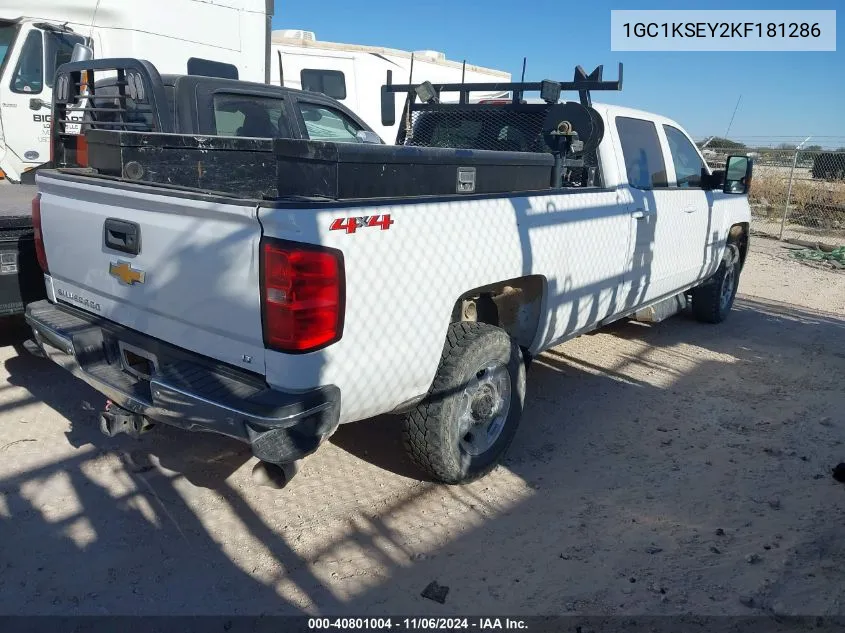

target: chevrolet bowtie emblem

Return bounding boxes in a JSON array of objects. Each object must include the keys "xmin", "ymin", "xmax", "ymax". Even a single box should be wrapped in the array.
[{"xmin": 109, "ymin": 261, "xmax": 146, "ymax": 285}]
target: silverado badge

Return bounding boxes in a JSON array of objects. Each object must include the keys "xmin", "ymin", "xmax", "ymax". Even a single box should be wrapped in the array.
[{"xmin": 109, "ymin": 261, "xmax": 146, "ymax": 286}]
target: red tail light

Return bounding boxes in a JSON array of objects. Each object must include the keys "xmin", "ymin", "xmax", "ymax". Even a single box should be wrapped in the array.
[
  {"xmin": 31, "ymin": 194, "xmax": 49, "ymax": 273},
  {"xmin": 261, "ymin": 239, "xmax": 344, "ymax": 353}
]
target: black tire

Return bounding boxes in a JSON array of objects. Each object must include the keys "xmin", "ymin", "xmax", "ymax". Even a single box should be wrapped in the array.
[
  {"xmin": 402, "ymin": 322, "xmax": 526, "ymax": 484},
  {"xmin": 691, "ymin": 243, "xmax": 741, "ymax": 324}
]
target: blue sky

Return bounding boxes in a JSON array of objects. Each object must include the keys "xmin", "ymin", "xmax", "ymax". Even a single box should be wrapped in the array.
[{"xmin": 272, "ymin": 0, "xmax": 844, "ymax": 147}]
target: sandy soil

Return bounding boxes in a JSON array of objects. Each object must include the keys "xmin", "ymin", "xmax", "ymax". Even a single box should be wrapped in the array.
[{"xmin": 0, "ymin": 235, "xmax": 843, "ymax": 617}]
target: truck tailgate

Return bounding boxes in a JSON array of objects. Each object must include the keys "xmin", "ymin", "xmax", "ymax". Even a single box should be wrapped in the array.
[{"xmin": 37, "ymin": 174, "xmax": 267, "ymax": 375}]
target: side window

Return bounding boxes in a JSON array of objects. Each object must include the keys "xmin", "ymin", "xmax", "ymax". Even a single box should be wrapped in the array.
[
  {"xmin": 299, "ymin": 103, "xmax": 362, "ymax": 142},
  {"xmin": 1, "ymin": 24, "xmax": 16, "ymax": 68},
  {"xmin": 663, "ymin": 125, "xmax": 705, "ymax": 188},
  {"xmin": 300, "ymin": 69, "xmax": 346, "ymax": 100},
  {"xmin": 11, "ymin": 29, "xmax": 43, "ymax": 94},
  {"xmin": 214, "ymin": 106, "xmax": 245, "ymax": 136},
  {"xmin": 44, "ymin": 32, "xmax": 85, "ymax": 88},
  {"xmin": 616, "ymin": 116, "xmax": 668, "ymax": 189},
  {"xmin": 212, "ymin": 94, "xmax": 290, "ymax": 138}
]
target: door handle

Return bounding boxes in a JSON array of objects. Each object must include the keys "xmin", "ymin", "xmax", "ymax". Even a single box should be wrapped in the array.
[
  {"xmin": 631, "ymin": 210, "xmax": 645, "ymax": 220},
  {"xmin": 682, "ymin": 205, "xmax": 697, "ymax": 213},
  {"xmin": 104, "ymin": 218, "xmax": 141, "ymax": 255}
]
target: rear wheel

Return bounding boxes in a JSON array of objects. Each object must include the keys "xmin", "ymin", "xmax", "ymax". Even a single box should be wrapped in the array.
[
  {"xmin": 691, "ymin": 243, "xmax": 741, "ymax": 323},
  {"xmin": 402, "ymin": 322, "xmax": 526, "ymax": 484}
]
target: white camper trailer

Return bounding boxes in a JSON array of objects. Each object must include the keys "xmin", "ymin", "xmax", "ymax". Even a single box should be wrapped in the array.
[
  {"xmin": 0, "ymin": 0, "xmax": 272, "ymax": 182},
  {"xmin": 271, "ymin": 30, "xmax": 511, "ymax": 143}
]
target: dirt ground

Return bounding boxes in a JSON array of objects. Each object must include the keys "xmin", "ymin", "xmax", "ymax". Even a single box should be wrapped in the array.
[{"xmin": 0, "ymin": 236, "xmax": 843, "ymax": 617}]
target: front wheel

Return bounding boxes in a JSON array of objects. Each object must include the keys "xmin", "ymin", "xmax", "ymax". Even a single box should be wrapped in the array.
[
  {"xmin": 691, "ymin": 243, "xmax": 741, "ymax": 323},
  {"xmin": 402, "ymin": 322, "xmax": 526, "ymax": 484}
]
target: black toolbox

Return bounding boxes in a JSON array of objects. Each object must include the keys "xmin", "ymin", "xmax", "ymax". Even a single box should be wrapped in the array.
[{"xmin": 85, "ymin": 130, "xmax": 556, "ymax": 200}]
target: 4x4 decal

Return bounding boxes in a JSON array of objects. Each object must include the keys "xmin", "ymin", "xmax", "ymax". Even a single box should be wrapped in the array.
[{"xmin": 329, "ymin": 215, "xmax": 394, "ymax": 234}]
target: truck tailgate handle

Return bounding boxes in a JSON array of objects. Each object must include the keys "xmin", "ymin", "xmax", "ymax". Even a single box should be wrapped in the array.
[{"xmin": 104, "ymin": 219, "xmax": 141, "ymax": 255}]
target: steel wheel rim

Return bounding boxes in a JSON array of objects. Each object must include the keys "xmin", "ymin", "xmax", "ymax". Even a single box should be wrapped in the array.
[{"xmin": 458, "ymin": 362, "xmax": 512, "ymax": 457}]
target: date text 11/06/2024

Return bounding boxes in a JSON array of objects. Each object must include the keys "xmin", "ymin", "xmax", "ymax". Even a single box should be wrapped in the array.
[{"xmin": 308, "ymin": 618, "xmax": 529, "ymax": 630}]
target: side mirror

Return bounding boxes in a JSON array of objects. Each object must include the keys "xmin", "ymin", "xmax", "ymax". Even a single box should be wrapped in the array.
[
  {"xmin": 381, "ymin": 71, "xmax": 396, "ymax": 127},
  {"xmin": 723, "ymin": 155, "xmax": 753, "ymax": 194},
  {"xmin": 356, "ymin": 130, "xmax": 383, "ymax": 145},
  {"xmin": 70, "ymin": 43, "xmax": 94, "ymax": 63},
  {"xmin": 700, "ymin": 167, "xmax": 724, "ymax": 190},
  {"xmin": 29, "ymin": 98, "xmax": 48, "ymax": 111}
]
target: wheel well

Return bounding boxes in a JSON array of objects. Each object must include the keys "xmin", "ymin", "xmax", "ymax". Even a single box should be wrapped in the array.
[
  {"xmin": 729, "ymin": 222, "xmax": 749, "ymax": 269},
  {"xmin": 450, "ymin": 276, "xmax": 545, "ymax": 353}
]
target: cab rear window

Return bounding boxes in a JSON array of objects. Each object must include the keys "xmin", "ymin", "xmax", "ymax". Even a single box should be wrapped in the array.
[{"xmin": 212, "ymin": 94, "xmax": 291, "ymax": 138}]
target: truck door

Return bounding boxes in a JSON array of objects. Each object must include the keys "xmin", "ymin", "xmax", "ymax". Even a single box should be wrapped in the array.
[
  {"xmin": 614, "ymin": 115, "xmax": 713, "ymax": 309},
  {"xmin": 660, "ymin": 124, "xmax": 724, "ymax": 283},
  {"xmin": 0, "ymin": 24, "xmax": 85, "ymax": 181}
]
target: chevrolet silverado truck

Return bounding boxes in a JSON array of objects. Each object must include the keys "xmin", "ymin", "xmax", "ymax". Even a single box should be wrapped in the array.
[{"xmin": 25, "ymin": 59, "xmax": 752, "ymax": 485}]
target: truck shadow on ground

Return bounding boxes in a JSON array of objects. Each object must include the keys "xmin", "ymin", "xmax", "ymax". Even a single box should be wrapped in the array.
[
  {"xmin": 1, "ymin": 295, "xmax": 844, "ymax": 615},
  {"xmin": 0, "ymin": 315, "xmax": 32, "ymax": 347},
  {"xmin": 2, "ymin": 342, "xmax": 349, "ymax": 613},
  {"xmin": 325, "ymin": 296, "xmax": 845, "ymax": 615}
]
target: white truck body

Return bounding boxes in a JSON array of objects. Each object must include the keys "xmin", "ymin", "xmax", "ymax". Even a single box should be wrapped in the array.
[
  {"xmin": 26, "ymin": 94, "xmax": 752, "ymax": 482},
  {"xmin": 271, "ymin": 30, "xmax": 511, "ymax": 143},
  {"xmin": 0, "ymin": 0, "xmax": 272, "ymax": 181}
]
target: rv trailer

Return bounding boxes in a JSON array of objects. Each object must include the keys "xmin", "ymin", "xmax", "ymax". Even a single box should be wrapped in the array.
[{"xmin": 271, "ymin": 30, "xmax": 511, "ymax": 142}]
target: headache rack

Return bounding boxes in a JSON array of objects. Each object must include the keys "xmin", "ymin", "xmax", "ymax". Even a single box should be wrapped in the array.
[
  {"xmin": 382, "ymin": 62, "xmax": 623, "ymax": 112},
  {"xmin": 51, "ymin": 58, "xmax": 174, "ymax": 168},
  {"xmin": 381, "ymin": 64, "xmax": 624, "ymax": 187}
]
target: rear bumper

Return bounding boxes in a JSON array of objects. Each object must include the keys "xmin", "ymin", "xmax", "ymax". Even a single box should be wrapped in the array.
[{"xmin": 25, "ymin": 299, "xmax": 340, "ymax": 464}]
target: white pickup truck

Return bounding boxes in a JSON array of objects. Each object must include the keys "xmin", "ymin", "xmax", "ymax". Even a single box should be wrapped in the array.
[{"xmin": 25, "ymin": 60, "xmax": 752, "ymax": 485}]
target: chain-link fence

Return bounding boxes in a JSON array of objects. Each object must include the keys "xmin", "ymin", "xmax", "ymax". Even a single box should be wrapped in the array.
[{"xmin": 704, "ymin": 147, "xmax": 845, "ymax": 244}]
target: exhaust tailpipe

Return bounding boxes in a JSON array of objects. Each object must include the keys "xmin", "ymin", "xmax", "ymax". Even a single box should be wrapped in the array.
[{"xmin": 251, "ymin": 460, "xmax": 299, "ymax": 489}]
